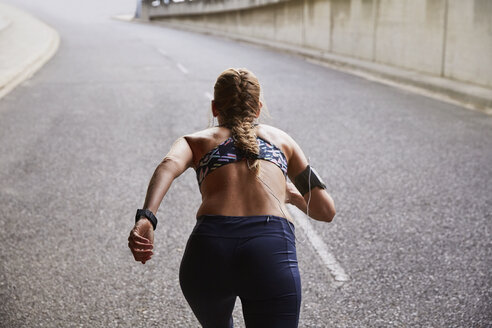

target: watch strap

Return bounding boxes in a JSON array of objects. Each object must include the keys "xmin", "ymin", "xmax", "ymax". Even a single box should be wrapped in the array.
[{"xmin": 135, "ymin": 209, "xmax": 158, "ymax": 230}]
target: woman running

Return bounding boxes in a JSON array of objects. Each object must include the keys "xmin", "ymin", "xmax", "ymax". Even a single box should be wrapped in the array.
[{"xmin": 128, "ymin": 68, "xmax": 336, "ymax": 328}]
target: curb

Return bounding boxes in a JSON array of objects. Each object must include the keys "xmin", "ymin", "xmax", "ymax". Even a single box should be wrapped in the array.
[
  {"xmin": 138, "ymin": 18, "xmax": 492, "ymax": 115},
  {"xmin": 0, "ymin": 3, "xmax": 60, "ymax": 101}
]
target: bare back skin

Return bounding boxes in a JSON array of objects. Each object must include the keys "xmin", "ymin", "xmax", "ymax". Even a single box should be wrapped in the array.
[{"xmin": 185, "ymin": 124, "xmax": 307, "ymax": 222}]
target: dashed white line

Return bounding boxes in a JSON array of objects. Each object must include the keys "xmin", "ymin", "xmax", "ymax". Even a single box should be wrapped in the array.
[
  {"xmin": 155, "ymin": 49, "xmax": 189, "ymax": 76},
  {"xmin": 204, "ymin": 92, "xmax": 213, "ymax": 101},
  {"xmin": 176, "ymin": 63, "xmax": 189, "ymax": 75},
  {"xmin": 288, "ymin": 205, "xmax": 350, "ymax": 282}
]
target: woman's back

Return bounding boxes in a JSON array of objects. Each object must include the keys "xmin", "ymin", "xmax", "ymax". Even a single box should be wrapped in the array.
[{"xmin": 185, "ymin": 124, "xmax": 294, "ymax": 220}]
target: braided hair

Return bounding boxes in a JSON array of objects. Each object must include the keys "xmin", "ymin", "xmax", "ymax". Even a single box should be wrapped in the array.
[{"xmin": 213, "ymin": 68, "xmax": 261, "ymax": 176}]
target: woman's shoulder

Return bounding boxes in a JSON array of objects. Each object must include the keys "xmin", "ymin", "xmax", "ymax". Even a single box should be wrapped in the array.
[
  {"xmin": 256, "ymin": 124, "xmax": 296, "ymax": 157},
  {"xmin": 183, "ymin": 127, "xmax": 231, "ymax": 163},
  {"xmin": 184, "ymin": 127, "xmax": 230, "ymax": 143},
  {"xmin": 184, "ymin": 127, "xmax": 215, "ymax": 138},
  {"xmin": 256, "ymin": 124, "xmax": 289, "ymax": 138}
]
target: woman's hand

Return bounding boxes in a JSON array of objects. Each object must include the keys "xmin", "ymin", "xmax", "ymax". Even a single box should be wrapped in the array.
[
  {"xmin": 128, "ymin": 219, "xmax": 154, "ymax": 264},
  {"xmin": 286, "ymin": 180, "xmax": 336, "ymax": 222},
  {"xmin": 285, "ymin": 181, "xmax": 306, "ymax": 210}
]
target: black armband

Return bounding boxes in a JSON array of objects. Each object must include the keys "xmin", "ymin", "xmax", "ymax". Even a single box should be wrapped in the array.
[
  {"xmin": 293, "ymin": 165, "xmax": 326, "ymax": 196},
  {"xmin": 135, "ymin": 209, "xmax": 158, "ymax": 230}
]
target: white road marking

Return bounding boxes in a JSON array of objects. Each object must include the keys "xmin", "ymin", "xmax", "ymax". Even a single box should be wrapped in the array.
[
  {"xmin": 176, "ymin": 63, "xmax": 189, "ymax": 75},
  {"xmin": 204, "ymin": 92, "xmax": 213, "ymax": 101},
  {"xmin": 288, "ymin": 205, "xmax": 350, "ymax": 282},
  {"xmin": 157, "ymin": 48, "xmax": 167, "ymax": 56},
  {"xmin": 111, "ymin": 14, "xmax": 134, "ymax": 22}
]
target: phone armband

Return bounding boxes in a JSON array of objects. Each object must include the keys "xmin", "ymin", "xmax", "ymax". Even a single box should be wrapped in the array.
[{"xmin": 293, "ymin": 165, "xmax": 326, "ymax": 196}]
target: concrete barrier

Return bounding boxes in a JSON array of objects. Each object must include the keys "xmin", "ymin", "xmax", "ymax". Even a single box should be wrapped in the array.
[{"xmin": 141, "ymin": 0, "xmax": 492, "ymax": 110}]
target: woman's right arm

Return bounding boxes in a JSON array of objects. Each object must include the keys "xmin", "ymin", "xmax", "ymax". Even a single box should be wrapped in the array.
[
  {"xmin": 285, "ymin": 134, "xmax": 336, "ymax": 222},
  {"xmin": 128, "ymin": 137, "xmax": 194, "ymax": 264},
  {"xmin": 142, "ymin": 137, "xmax": 194, "ymax": 214}
]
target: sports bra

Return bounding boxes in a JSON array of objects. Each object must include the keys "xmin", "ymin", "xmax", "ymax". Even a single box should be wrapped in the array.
[{"xmin": 196, "ymin": 136, "xmax": 288, "ymax": 186}]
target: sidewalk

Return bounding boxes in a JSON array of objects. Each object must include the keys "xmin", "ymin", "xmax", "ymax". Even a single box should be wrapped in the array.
[{"xmin": 0, "ymin": 2, "xmax": 59, "ymax": 100}]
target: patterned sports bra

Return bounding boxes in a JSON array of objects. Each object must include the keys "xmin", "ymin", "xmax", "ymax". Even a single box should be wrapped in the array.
[{"xmin": 196, "ymin": 136, "xmax": 288, "ymax": 186}]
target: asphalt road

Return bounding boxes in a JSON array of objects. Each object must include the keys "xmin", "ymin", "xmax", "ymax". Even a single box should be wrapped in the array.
[{"xmin": 0, "ymin": 1, "xmax": 491, "ymax": 327}]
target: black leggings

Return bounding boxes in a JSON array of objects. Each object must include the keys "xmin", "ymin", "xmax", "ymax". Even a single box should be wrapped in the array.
[{"xmin": 179, "ymin": 215, "xmax": 301, "ymax": 328}]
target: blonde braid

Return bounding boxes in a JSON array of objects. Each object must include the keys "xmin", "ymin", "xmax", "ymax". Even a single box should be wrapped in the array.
[{"xmin": 214, "ymin": 68, "xmax": 261, "ymax": 176}]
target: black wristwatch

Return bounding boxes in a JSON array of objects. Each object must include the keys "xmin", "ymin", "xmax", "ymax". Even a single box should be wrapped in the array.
[{"xmin": 135, "ymin": 209, "xmax": 158, "ymax": 230}]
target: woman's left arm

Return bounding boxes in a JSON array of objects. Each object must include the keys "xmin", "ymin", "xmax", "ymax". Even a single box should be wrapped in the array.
[{"xmin": 128, "ymin": 137, "xmax": 194, "ymax": 264}]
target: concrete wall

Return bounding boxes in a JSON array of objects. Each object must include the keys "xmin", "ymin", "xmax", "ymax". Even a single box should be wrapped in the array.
[
  {"xmin": 445, "ymin": 0, "xmax": 492, "ymax": 88},
  {"xmin": 373, "ymin": 0, "xmax": 446, "ymax": 75},
  {"xmin": 144, "ymin": 0, "xmax": 492, "ymax": 89}
]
